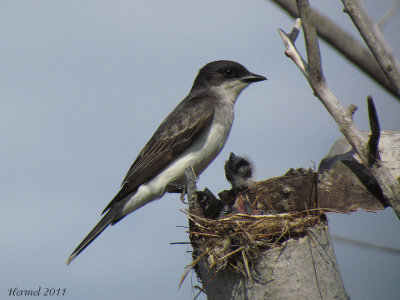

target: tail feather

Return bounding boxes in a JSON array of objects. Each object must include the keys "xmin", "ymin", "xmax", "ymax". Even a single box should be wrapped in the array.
[{"xmin": 66, "ymin": 207, "xmax": 119, "ymax": 265}]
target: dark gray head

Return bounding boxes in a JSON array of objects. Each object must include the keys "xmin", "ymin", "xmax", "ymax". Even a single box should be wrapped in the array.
[
  {"xmin": 225, "ymin": 152, "xmax": 254, "ymax": 190},
  {"xmin": 191, "ymin": 60, "xmax": 266, "ymax": 93}
]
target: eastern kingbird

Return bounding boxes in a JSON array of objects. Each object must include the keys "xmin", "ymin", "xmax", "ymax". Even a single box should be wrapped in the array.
[
  {"xmin": 66, "ymin": 60, "xmax": 266, "ymax": 265},
  {"xmin": 225, "ymin": 152, "xmax": 254, "ymax": 192},
  {"xmin": 219, "ymin": 152, "xmax": 257, "ymax": 216}
]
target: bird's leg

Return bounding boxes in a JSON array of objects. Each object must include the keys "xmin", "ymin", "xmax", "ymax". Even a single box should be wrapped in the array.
[
  {"xmin": 165, "ymin": 183, "xmax": 187, "ymax": 203},
  {"xmin": 165, "ymin": 183, "xmax": 185, "ymax": 194},
  {"xmin": 180, "ymin": 185, "xmax": 187, "ymax": 203}
]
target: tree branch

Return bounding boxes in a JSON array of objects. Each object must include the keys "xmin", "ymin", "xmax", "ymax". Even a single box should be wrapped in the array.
[
  {"xmin": 341, "ymin": 0, "xmax": 400, "ymax": 96},
  {"xmin": 296, "ymin": 0, "xmax": 323, "ymax": 85},
  {"xmin": 271, "ymin": 0, "xmax": 400, "ymax": 100},
  {"xmin": 278, "ymin": 19, "xmax": 309, "ymax": 78},
  {"xmin": 278, "ymin": 0, "xmax": 400, "ymax": 219}
]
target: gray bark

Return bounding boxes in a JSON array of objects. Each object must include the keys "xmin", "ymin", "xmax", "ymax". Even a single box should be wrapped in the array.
[
  {"xmin": 197, "ymin": 228, "xmax": 348, "ymax": 300},
  {"xmin": 319, "ymin": 130, "xmax": 400, "ymax": 182}
]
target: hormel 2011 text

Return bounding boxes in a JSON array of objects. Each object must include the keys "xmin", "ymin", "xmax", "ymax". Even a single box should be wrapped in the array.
[{"xmin": 7, "ymin": 287, "xmax": 66, "ymax": 296}]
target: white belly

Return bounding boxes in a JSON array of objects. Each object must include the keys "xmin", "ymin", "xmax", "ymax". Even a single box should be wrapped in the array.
[{"xmin": 120, "ymin": 101, "xmax": 234, "ymax": 216}]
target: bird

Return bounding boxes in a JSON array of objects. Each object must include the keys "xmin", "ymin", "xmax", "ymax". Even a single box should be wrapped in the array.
[
  {"xmin": 225, "ymin": 152, "xmax": 254, "ymax": 192},
  {"xmin": 66, "ymin": 60, "xmax": 266, "ymax": 265},
  {"xmin": 218, "ymin": 152, "xmax": 257, "ymax": 216}
]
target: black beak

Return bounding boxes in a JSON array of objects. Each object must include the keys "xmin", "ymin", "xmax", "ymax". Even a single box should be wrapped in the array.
[
  {"xmin": 229, "ymin": 152, "xmax": 237, "ymax": 161},
  {"xmin": 243, "ymin": 72, "xmax": 267, "ymax": 83}
]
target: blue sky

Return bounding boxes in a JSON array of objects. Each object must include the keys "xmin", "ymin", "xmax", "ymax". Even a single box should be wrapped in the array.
[{"xmin": 1, "ymin": 1, "xmax": 399, "ymax": 299}]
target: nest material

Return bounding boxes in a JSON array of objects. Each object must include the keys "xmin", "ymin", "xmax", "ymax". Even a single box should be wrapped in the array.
[{"xmin": 183, "ymin": 209, "xmax": 326, "ymax": 282}]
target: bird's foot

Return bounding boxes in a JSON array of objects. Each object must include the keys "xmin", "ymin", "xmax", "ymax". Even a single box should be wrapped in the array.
[{"xmin": 166, "ymin": 183, "xmax": 187, "ymax": 203}]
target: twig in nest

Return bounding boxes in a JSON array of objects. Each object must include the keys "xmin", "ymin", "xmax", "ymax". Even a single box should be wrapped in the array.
[
  {"xmin": 242, "ymin": 250, "xmax": 253, "ymax": 283},
  {"xmin": 185, "ymin": 209, "xmax": 326, "ymax": 285}
]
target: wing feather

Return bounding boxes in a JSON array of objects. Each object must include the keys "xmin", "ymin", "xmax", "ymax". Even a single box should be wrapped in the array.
[{"xmin": 102, "ymin": 93, "xmax": 216, "ymax": 214}]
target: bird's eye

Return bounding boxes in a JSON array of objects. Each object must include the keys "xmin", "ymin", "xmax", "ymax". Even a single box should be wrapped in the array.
[{"xmin": 223, "ymin": 68, "xmax": 235, "ymax": 78}]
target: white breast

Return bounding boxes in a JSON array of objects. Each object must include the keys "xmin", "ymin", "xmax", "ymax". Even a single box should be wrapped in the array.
[{"xmin": 120, "ymin": 83, "xmax": 243, "ymax": 216}]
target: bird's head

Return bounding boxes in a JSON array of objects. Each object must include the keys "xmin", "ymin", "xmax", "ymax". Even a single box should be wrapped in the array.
[
  {"xmin": 225, "ymin": 152, "xmax": 254, "ymax": 190},
  {"xmin": 191, "ymin": 60, "xmax": 266, "ymax": 99}
]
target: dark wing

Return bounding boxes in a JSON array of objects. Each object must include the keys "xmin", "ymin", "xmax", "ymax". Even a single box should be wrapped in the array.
[
  {"xmin": 101, "ymin": 93, "xmax": 216, "ymax": 214},
  {"xmin": 66, "ymin": 94, "xmax": 216, "ymax": 264}
]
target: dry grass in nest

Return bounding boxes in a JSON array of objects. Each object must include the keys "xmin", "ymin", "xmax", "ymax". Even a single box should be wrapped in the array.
[{"xmin": 180, "ymin": 209, "xmax": 326, "ymax": 285}]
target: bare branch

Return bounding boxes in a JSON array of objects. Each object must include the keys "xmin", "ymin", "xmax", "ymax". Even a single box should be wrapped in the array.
[
  {"xmin": 287, "ymin": 18, "xmax": 301, "ymax": 41},
  {"xmin": 278, "ymin": 3, "xmax": 400, "ymax": 219},
  {"xmin": 346, "ymin": 104, "xmax": 358, "ymax": 117},
  {"xmin": 278, "ymin": 19, "xmax": 308, "ymax": 78},
  {"xmin": 296, "ymin": 0, "xmax": 323, "ymax": 85},
  {"xmin": 271, "ymin": 0, "xmax": 400, "ymax": 100},
  {"xmin": 342, "ymin": 0, "xmax": 400, "ymax": 96}
]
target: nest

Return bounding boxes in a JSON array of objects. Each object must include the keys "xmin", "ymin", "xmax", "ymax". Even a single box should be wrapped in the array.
[{"xmin": 181, "ymin": 209, "xmax": 326, "ymax": 283}]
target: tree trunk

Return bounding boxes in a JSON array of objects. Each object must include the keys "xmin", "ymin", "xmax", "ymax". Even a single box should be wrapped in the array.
[{"xmin": 196, "ymin": 227, "xmax": 348, "ymax": 300}]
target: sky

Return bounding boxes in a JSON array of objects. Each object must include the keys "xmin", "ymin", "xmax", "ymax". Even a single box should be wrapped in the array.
[{"xmin": 1, "ymin": 0, "xmax": 399, "ymax": 299}]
